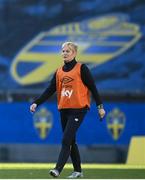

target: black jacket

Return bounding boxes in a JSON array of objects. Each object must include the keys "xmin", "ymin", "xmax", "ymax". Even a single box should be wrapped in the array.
[{"xmin": 34, "ymin": 59, "xmax": 102, "ymax": 111}]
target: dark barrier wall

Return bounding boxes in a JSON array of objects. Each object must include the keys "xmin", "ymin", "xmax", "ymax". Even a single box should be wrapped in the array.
[{"xmin": 0, "ymin": 102, "xmax": 144, "ymax": 145}]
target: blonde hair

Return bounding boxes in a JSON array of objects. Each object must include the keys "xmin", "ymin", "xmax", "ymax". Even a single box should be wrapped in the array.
[{"xmin": 62, "ymin": 42, "xmax": 78, "ymax": 52}]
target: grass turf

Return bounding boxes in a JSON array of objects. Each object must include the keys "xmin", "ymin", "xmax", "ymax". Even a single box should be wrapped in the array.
[
  {"xmin": 0, "ymin": 169, "xmax": 145, "ymax": 179},
  {"xmin": 0, "ymin": 163, "xmax": 145, "ymax": 179}
]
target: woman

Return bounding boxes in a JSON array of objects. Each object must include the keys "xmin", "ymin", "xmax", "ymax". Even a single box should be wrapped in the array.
[{"xmin": 30, "ymin": 42, "xmax": 105, "ymax": 178}]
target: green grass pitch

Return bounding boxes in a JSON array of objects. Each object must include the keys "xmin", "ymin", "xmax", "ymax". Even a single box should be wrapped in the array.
[{"xmin": 0, "ymin": 163, "xmax": 145, "ymax": 179}]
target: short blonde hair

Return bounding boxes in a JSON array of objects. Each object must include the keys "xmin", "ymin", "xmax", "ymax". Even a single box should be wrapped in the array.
[{"xmin": 62, "ymin": 42, "xmax": 78, "ymax": 52}]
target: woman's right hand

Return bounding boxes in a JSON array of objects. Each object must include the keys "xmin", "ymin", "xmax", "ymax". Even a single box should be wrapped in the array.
[{"xmin": 30, "ymin": 103, "xmax": 37, "ymax": 113}]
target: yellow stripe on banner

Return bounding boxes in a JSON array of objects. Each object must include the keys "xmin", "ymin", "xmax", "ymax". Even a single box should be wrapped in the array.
[{"xmin": 0, "ymin": 163, "xmax": 145, "ymax": 169}]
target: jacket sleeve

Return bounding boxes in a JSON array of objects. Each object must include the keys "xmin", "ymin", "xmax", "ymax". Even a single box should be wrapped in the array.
[
  {"xmin": 33, "ymin": 72, "xmax": 56, "ymax": 106},
  {"xmin": 81, "ymin": 64, "xmax": 103, "ymax": 106}
]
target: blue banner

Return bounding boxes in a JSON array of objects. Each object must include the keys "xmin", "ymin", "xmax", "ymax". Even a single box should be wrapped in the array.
[
  {"xmin": 0, "ymin": 102, "xmax": 144, "ymax": 145},
  {"xmin": 0, "ymin": 0, "xmax": 145, "ymax": 96}
]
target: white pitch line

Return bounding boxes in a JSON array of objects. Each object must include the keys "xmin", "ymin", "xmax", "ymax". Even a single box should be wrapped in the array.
[{"xmin": 0, "ymin": 163, "xmax": 145, "ymax": 169}]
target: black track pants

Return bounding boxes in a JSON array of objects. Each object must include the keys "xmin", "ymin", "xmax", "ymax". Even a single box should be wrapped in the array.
[{"xmin": 55, "ymin": 110, "xmax": 87, "ymax": 173}]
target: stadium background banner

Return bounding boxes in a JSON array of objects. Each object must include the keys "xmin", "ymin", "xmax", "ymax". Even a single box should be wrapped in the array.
[
  {"xmin": 0, "ymin": 0, "xmax": 145, "ymax": 97},
  {"xmin": 0, "ymin": 0, "xmax": 145, "ymax": 149},
  {"xmin": 0, "ymin": 102, "xmax": 144, "ymax": 145}
]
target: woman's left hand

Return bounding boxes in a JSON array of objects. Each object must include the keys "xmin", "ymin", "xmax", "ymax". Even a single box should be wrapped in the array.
[{"xmin": 98, "ymin": 108, "xmax": 106, "ymax": 119}]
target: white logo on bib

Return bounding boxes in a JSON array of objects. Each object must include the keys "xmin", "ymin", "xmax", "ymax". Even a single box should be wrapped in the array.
[{"xmin": 61, "ymin": 88, "xmax": 73, "ymax": 98}]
